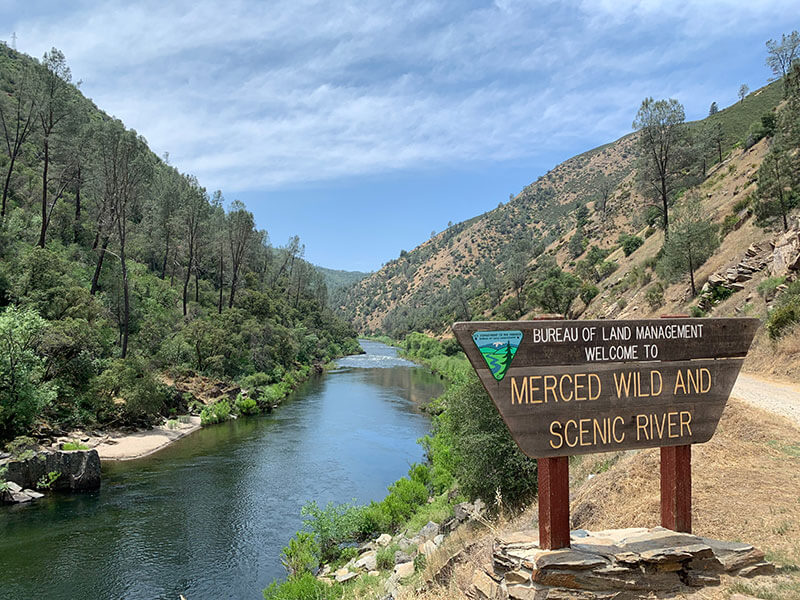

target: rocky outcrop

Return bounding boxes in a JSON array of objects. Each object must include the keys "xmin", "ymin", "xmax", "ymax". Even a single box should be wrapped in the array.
[
  {"xmin": 471, "ymin": 527, "xmax": 773, "ymax": 599},
  {"xmin": 2, "ymin": 449, "xmax": 101, "ymax": 494}
]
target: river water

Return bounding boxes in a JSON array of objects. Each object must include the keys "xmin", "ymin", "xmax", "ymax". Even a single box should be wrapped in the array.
[{"xmin": 0, "ymin": 341, "xmax": 443, "ymax": 600}]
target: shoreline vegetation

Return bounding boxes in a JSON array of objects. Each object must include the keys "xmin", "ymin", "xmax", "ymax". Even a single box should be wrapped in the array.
[
  {"xmin": 0, "ymin": 45, "xmax": 362, "ymax": 468},
  {"xmin": 261, "ymin": 332, "xmax": 539, "ymax": 599}
]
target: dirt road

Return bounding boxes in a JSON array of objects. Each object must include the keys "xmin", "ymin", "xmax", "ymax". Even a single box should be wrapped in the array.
[{"xmin": 732, "ymin": 373, "xmax": 800, "ymax": 427}]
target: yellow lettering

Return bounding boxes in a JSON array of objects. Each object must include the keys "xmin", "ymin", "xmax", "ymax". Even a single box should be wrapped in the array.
[
  {"xmin": 614, "ymin": 372, "xmax": 632, "ymax": 398},
  {"xmin": 588, "ymin": 373, "xmax": 601, "ymax": 400},
  {"xmin": 559, "ymin": 374, "xmax": 574, "ymax": 402},
  {"xmin": 593, "ymin": 418, "xmax": 607, "ymax": 444},
  {"xmin": 680, "ymin": 411, "xmax": 692, "ymax": 436},
  {"xmin": 612, "ymin": 416, "xmax": 625, "ymax": 443},
  {"xmin": 510, "ymin": 377, "xmax": 527, "ymax": 405},
  {"xmin": 564, "ymin": 420, "xmax": 578, "ymax": 447},
  {"xmin": 579, "ymin": 418, "xmax": 591, "ymax": 446},
  {"xmin": 636, "ymin": 414, "xmax": 648, "ymax": 440},
  {"xmin": 674, "ymin": 370, "xmax": 687, "ymax": 395},
  {"xmin": 650, "ymin": 370, "xmax": 663, "ymax": 396},
  {"xmin": 700, "ymin": 368, "xmax": 711, "ymax": 393},
  {"xmin": 529, "ymin": 376, "xmax": 542, "ymax": 404},
  {"xmin": 667, "ymin": 411, "xmax": 679, "ymax": 438},
  {"xmin": 543, "ymin": 375, "xmax": 557, "ymax": 403},
  {"xmin": 549, "ymin": 421, "xmax": 563, "ymax": 449},
  {"xmin": 574, "ymin": 374, "xmax": 587, "ymax": 401},
  {"xmin": 653, "ymin": 412, "xmax": 667, "ymax": 439}
]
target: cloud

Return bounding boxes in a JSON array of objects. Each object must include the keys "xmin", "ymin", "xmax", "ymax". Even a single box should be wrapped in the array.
[{"xmin": 3, "ymin": 0, "xmax": 791, "ymax": 192}]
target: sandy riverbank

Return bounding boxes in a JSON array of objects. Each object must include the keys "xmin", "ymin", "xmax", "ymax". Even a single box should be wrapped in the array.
[{"xmin": 88, "ymin": 416, "xmax": 202, "ymax": 461}]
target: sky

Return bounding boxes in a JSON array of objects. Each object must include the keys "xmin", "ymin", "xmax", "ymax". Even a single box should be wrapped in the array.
[{"xmin": 2, "ymin": 1, "xmax": 796, "ymax": 271}]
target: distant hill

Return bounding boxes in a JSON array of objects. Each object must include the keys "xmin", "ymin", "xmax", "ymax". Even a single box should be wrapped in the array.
[
  {"xmin": 337, "ymin": 80, "xmax": 785, "ymax": 337},
  {"xmin": 315, "ymin": 266, "xmax": 370, "ymax": 294}
]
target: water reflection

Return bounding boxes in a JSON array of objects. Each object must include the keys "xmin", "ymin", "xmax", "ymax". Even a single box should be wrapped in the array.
[{"xmin": 0, "ymin": 341, "xmax": 443, "ymax": 600}]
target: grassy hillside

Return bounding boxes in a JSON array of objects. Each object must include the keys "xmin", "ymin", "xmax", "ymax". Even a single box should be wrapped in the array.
[{"xmin": 337, "ymin": 79, "xmax": 786, "ymax": 339}]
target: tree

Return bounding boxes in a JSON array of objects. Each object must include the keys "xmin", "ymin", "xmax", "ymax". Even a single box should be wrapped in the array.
[
  {"xmin": 708, "ymin": 102, "xmax": 718, "ymax": 116},
  {"xmin": 0, "ymin": 307, "xmax": 55, "ymax": 438},
  {"xmin": 766, "ymin": 30, "xmax": 800, "ymax": 85},
  {"xmin": 596, "ymin": 175, "xmax": 614, "ymax": 219},
  {"xmin": 756, "ymin": 146, "xmax": 794, "ymax": 231},
  {"xmin": 181, "ymin": 175, "xmax": 208, "ymax": 315},
  {"xmin": 37, "ymin": 48, "xmax": 78, "ymax": 248},
  {"xmin": 657, "ymin": 197, "xmax": 719, "ymax": 296},
  {"xmin": 505, "ymin": 252, "xmax": 529, "ymax": 318},
  {"xmin": 0, "ymin": 61, "xmax": 38, "ymax": 219},
  {"xmin": 528, "ymin": 266, "xmax": 582, "ymax": 317},
  {"xmin": 449, "ymin": 276, "xmax": 471, "ymax": 320},
  {"xmin": 708, "ymin": 121, "xmax": 724, "ymax": 164},
  {"xmin": 478, "ymin": 261, "xmax": 501, "ymax": 308},
  {"xmin": 226, "ymin": 200, "xmax": 255, "ymax": 308},
  {"xmin": 91, "ymin": 120, "xmax": 153, "ymax": 357},
  {"xmin": 633, "ymin": 97, "xmax": 688, "ymax": 236},
  {"xmin": 738, "ymin": 84, "xmax": 749, "ymax": 103}
]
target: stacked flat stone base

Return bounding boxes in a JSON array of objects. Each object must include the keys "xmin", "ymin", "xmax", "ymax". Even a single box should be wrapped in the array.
[{"xmin": 471, "ymin": 527, "xmax": 773, "ymax": 599}]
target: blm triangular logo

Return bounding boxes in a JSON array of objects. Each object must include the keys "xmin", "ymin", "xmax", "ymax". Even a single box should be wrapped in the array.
[{"xmin": 472, "ymin": 330, "xmax": 523, "ymax": 381}]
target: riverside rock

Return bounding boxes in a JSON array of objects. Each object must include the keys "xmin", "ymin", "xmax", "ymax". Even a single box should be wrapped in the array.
[
  {"xmin": 354, "ymin": 550, "xmax": 378, "ymax": 572},
  {"xmin": 419, "ymin": 521, "xmax": 440, "ymax": 541},
  {"xmin": 481, "ymin": 527, "xmax": 773, "ymax": 599},
  {"xmin": 1, "ymin": 449, "xmax": 101, "ymax": 492}
]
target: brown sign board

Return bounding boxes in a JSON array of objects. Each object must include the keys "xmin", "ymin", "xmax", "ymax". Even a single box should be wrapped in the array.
[{"xmin": 452, "ymin": 318, "xmax": 758, "ymax": 458}]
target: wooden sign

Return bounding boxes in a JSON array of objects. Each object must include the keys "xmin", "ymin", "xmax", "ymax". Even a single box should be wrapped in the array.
[{"xmin": 452, "ymin": 318, "xmax": 758, "ymax": 459}]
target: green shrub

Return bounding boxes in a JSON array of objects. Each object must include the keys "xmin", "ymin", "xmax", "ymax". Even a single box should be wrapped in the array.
[
  {"xmin": 413, "ymin": 553, "xmax": 427, "ymax": 573},
  {"xmin": 301, "ymin": 501, "xmax": 363, "ymax": 562},
  {"xmin": 767, "ymin": 281, "xmax": 800, "ymax": 339},
  {"xmin": 580, "ymin": 284, "xmax": 599, "ymax": 305},
  {"xmin": 200, "ymin": 398, "xmax": 232, "ymax": 426},
  {"xmin": 710, "ymin": 286, "xmax": 734, "ymax": 304},
  {"xmin": 376, "ymin": 544, "xmax": 399, "ymax": 570},
  {"xmin": 354, "ymin": 502, "xmax": 391, "ymax": 538},
  {"xmin": 62, "ymin": 441, "xmax": 89, "ymax": 450},
  {"xmin": 645, "ymin": 285, "xmax": 664, "ymax": 310},
  {"xmin": 618, "ymin": 233, "xmax": 644, "ymax": 256},
  {"xmin": 689, "ymin": 305, "xmax": 707, "ymax": 318},
  {"xmin": 235, "ymin": 394, "xmax": 259, "ymax": 416},
  {"xmin": 439, "ymin": 375, "xmax": 537, "ymax": 506},
  {"xmin": 5, "ymin": 436, "xmax": 38, "ymax": 460},
  {"xmin": 280, "ymin": 532, "xmax": 319, "ymax": 577},
  {"xmin": 757, "ymin": 276, "xmax": 786, "ymax": 299},
  {"xmin": 36, "ymin": 471, "xmax": 60, "ymax": 490},
  {"xmin": 262, "ymin": 572, "xmax": 342, "ymax": 600},
  {"xmin": 383, "ymin": 478, "xmax": 429, "ymax": 526},
  {"xmin": 596, "ymin": 260, "xmax": 618, "ymax": 280}
]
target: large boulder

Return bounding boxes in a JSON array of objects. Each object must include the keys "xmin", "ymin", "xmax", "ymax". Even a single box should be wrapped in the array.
[{"xmin": 2, "ymin": 449, "xmax": 101, "ymax": 492}]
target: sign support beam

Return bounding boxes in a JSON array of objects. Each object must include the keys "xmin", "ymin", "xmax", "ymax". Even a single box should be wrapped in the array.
[
  {"xmin": 660, "ymin": 445, "xmax": 692, "ymax": 533},
  {"xmin": 538, "ymin": 455, "xmax": 571, "ymax": 549}
]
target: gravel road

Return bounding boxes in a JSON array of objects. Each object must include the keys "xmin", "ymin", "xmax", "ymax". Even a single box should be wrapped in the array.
[{"xmin": 732, "ymin": 373, "xmax": 800, "ymax": 427}]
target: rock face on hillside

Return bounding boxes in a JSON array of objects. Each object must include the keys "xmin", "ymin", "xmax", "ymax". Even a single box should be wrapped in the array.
[
  {"xmin": 470, "ymin": 527, "xmax": 773, "ymax": 599},
  {"xmin": 2, "ymin": 449, "xmax": 101, "ymax": 494}
]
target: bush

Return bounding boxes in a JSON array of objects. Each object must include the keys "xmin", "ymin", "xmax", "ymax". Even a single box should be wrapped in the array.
[
  {"xmin": 767, "ymin": 281, "xmax": 800, "ymax": 339},
  {"xmin": 200, "ymin": 398, "xmax": 232, "ymax": 426},
  {"xmin": 262, "ymin": 572, "xmax": 342, "ymax": 600},
  {"xmin": 645, "ymin": 285, "xmax": 664, "ymax": 310},
  {"xmin": 62, "ymin": 441, "xmax": 89, "ymax": 450},
  {"xmin": 235, "ymin": 394, "xmax": 259, "ymax": 416},
  {"xmin": 440, "ymin": 375, "xmax": 537, "ymax": 506},
  {"xmin": 280, "ymin": 532, "xmax": 319, "ymax": 577},
  {"xmin": 618, "ymin": 233, "xmax": 644, "ymax": 256},
  {"xmin": 93, "ymin": 357, "xmax": 170, "ymax": 426},
  {"xmin": 376, "ymin": 544, "xmax": 399, "ymax": 570},
  {"xmin": 301, "ymin": 501, "xmax": 363, "ymax": 562},
  {"xmin": 757, "ymin": 276, "xmax": 786, "ymax": 299}
]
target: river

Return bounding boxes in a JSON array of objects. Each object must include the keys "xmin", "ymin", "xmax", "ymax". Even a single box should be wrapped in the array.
[{"xmin": 0, "ymin": 340, "xmax": 443, "ymax": 600}]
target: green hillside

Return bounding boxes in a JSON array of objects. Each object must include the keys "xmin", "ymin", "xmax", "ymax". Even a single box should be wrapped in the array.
[{"xmin": 0, "ymin": 44, "xmax": 359, "ymax": 442}]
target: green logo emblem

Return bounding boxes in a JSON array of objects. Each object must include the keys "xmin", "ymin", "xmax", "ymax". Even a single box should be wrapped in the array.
[{"xmin": 472, "ymin": 330, "xmax": 523, "ymax": 381}]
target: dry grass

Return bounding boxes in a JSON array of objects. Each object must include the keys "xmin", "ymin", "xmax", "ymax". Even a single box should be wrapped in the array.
[
  {"xmin": 745, "ymin": 325, "xmax": 800, "ymax": 382},
  {"xmin": 409, "ymin": 398, "xmax": 800, "ymax": 599}
]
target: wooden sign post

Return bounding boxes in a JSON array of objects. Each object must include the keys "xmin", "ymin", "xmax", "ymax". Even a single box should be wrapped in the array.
[{"xmin": 453, "ymin": 318, "xmax": 758, "ymax": 549}]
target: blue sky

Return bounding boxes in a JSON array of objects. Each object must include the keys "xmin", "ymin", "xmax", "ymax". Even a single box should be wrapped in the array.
[{"xmin": 2, "ymin": 1, "xmax": 796, "ymax": 271}]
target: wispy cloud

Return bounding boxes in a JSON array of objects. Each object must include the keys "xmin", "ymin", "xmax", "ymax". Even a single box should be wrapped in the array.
[{"xmin": 3, "ymin": 0, "xmax": 791, "ymax": 192}]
